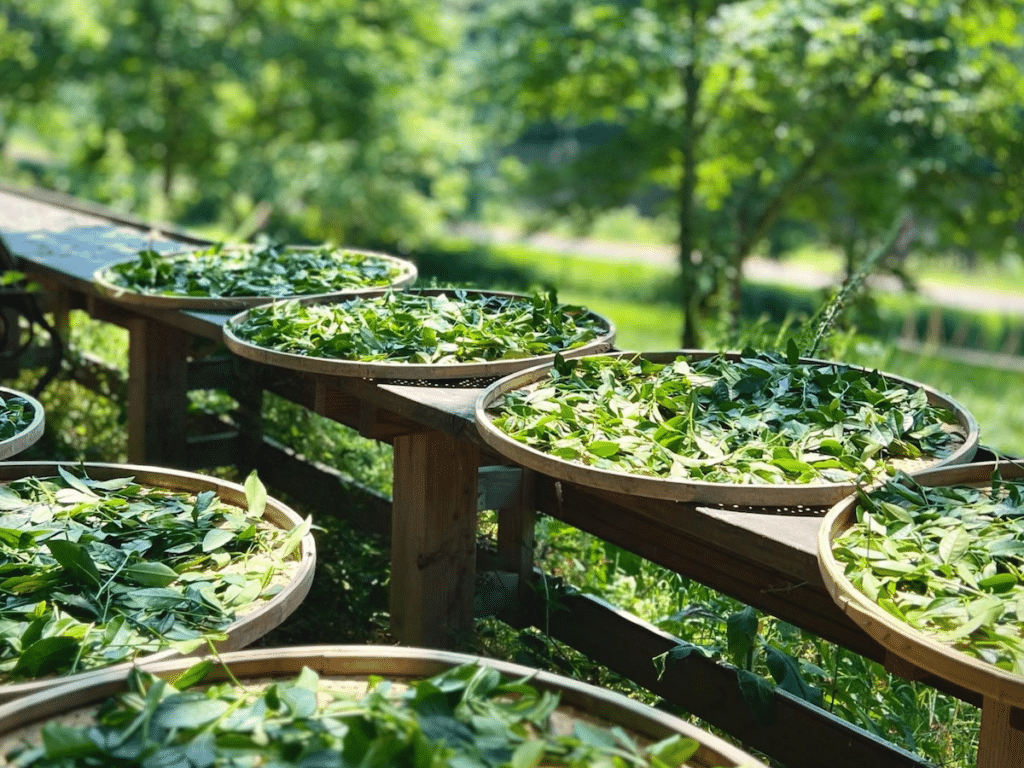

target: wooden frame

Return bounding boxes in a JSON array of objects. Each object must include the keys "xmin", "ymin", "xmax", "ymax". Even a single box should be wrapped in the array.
[{"xmin": 1, "ymin": 183, "xmax": 1008, "ymax": 768}]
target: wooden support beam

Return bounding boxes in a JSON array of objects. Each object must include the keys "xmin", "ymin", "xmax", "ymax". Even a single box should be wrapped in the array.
[
  {"xmin": 977, "ymin": 698, "xmax": 1024, "ymax": 768},
  {"xmin": 521, "ymin": 589, "xmax": 938, "ymax": 768},
  {"xmin": 390, "ymin": 431, "xmax": 479, "ymax": 649},
  {"xmin": 313, "ymin": 382, "xmax": 361, "ymax": 425},
  {"xmin": 496, "ymin": 467, "xmax": 536, "ymax": 610},
  {"xmin": 126, "ymin": 316, "xmax": 190, "ymax": 466},
  {"xmin": 184, "ymin": 431, "xmax": 240, "ymax": 469}
]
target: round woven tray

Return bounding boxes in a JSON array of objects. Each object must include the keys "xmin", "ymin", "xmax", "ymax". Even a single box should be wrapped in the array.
[
  {"xmin": 0, "ymin": 388, "xmax": 43, "ymax": 461},
  {"xmin": 0, "ymin": 645, "xmax": 766, "ymax": 768},
  {"xmin": 475, "ymin": 350, "xmax": 979, "ymax": 507},
  {"xmin": 93, "ymin": 245, "xmax": 418, "ymax": 311},
  {"xmin": 0, "ymin": 462, "xmax": 316, "ymax": 703},
  {"xmin": 818, "ymin": 460, "xmax": 1024, "ymax": 708},
  {"xmin": 222, "ymin": 289, "xmax": 616, "ymax": 382}
]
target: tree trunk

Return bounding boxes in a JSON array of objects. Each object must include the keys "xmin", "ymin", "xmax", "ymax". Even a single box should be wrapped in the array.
[{"xmin": 678, "ymin": 0, "xmax": 702, "ymax": 348}]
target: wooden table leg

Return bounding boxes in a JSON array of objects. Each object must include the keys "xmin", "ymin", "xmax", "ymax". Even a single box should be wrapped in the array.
[
  {"xmin": 127, "ymin": 317, "xmax": 190, "ymax": 466},
  {"xmin": 977, "ymin": 697, "xmax": 1024, "ymax": 768},
  {"xmin": 497, "ymin": 467, "xmax": 536, "ymax": 610},
  {"xmin": 390, "ymin": 431, "xmax": 479, "ymax": 649}
]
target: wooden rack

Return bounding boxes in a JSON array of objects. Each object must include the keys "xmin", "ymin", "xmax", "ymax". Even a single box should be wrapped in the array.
[{"xmin": 1, "ymin": 182, "xmax": 997, "ymax": 768}]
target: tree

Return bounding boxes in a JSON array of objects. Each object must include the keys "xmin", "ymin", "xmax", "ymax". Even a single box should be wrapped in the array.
[
  {"xmin": 472, "ymin": 0, "xmax": 1024, "ymax": 346},
  {"xmin": 0, "ymin": 1, "xmax": 72, "ymax": 164},
  {"xmin": 11, "ymin": 0, "xmax": 476, "ymax": 247}
]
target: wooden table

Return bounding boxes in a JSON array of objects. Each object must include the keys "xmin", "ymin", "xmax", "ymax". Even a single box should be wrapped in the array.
[
  {"xmin": 0, "ymin": 185, "xmax": 864, "ymax": 650},
  {"xmin": 2, "ymin": 183, "xmax": 1002, "ymax": 767}
]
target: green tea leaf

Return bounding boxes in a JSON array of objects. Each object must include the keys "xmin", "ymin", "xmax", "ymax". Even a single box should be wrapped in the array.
[
  {"xmin": 40, "ymin": 723, "xmax": 99, "ymax": 760},
  {"xmin": 47, "ymin": 540, "xmax": 102, "ymax": 587},
  {"xmin": 172, "ymin": 660, "xmax": 215, "ymax": 690},
  {"xmin": 202, "ymin": 529, "xmax": 235, "ymax": 553},
  {"xmin": 123, "ymin": 562, "xmax": 180, "ymax": 587},
  {"xmin": 154, "ymin": 696, "xmax": 231, "ymax": 729},
  {"xmin": 12, "ymin": 636, "xmax": 80, "ymax": 679},
  {"xmin": 244, "ymin": 471, "xmax": 267, "ymax": 518}
]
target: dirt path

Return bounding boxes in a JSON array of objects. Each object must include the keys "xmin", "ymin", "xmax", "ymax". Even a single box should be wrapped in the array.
[{"xmin": 461, "ymin": 225, "xmax": 1024, "ymax": 316}]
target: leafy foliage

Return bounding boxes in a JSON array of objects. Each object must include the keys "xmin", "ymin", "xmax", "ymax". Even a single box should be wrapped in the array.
[
  {"xmin": 834, "ymin": 471, "xmax": 1024, "ymax": 672},
  {"xmin": 229, "ymin": 290, "xmax": 610, "ymax": 364},
  {"xmin": 4, "ymin": 0, "xmax": 474, "ymax": 245},
  {"xmin": 489, "ymin": 351, "xmax": 960, "ymax": 485},
  {"xmin": 99, "ymin": 244, "xmax": 408, "ymax": 299},
  {"xmin": 0, "ymin": 394, "xmax": 35, "ymax": 441},
  {"xmin": 0, "ymin": 468, "xmax": 307, "ymax": 683},
  {"xmin": 471, "ymin": 0, "xmax": 1024, "ymax": 341},
  {"xmin": 6, "ymin": 663, "xmax": 710, "ymax": 768}
]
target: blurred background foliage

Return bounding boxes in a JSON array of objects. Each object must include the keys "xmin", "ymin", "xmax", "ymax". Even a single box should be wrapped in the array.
[{"xmin": 1, "ymin": 1, "xmax": 1021, "ymax": 346}]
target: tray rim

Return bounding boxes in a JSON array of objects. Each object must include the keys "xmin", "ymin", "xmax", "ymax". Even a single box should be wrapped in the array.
[
  {"xmin": 0, "ymin": 387, "xmax": 44, "ymax": 462},
  {"xmin": 222, "ymin": 288, "xmax": 617, "ymax": 381},
  {"xmin": 0, "ymin": 644, "xmax": 766, "ymax": 768},
  {"xmin": 818, "ymin": 459, "xmax": 1024, "ymax": 707},
  {"xmin": 92, "ymin": 244, "xmax": 418, "ymax": 311},
  {"xmin": 474, "ymin": 350, "xmax": 980, "ymax": 507},
  {"xmin": 0, "ymin": 461, "xmax": 316, "ymax": 703}
]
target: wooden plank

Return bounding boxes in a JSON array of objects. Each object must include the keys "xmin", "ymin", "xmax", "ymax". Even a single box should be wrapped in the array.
[
  {"xmin": 313, "ymin": 381, "xmax": 361, "ymax": 424},
  {"xmin": 253, "ymin": 435, "xmax": 392, "ymax": 538},
  {"xmin": 522, "ymin": 589, "xmax": 938, "ymax": 768},
  {"xmin": 496, "ymin": 467, "xmax": 536, "ymax": 609},
  {"xmin": 126, "ymin": 316, "xmax": 191, "ymax": 465},
  {"xmin": 977, "ymin": 698, "xmax": 1024, "ymax": 768},
  {"xmin": 184, "ymin": 431, "xmax": 241, "ymax": 469},
  {"xmin": 390, "ymin": 431, "xmax": 480, "ymax": 649},
  {"xmin": 535, "ymin": 477, "xmax": 878, "ymax": 654}
]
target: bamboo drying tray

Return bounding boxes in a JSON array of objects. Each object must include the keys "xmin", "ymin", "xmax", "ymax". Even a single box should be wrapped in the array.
[
  {"xmin": 819, "ymin": 460, "xmax": 1024, "ymax": 705},
  {"xmin": 222, "ymin": 289, "xmax": 616, "ymax": 383},
  {"xmin": 0, "ymin": 389, "xmax": 43, "ymax": 461},
  {"xmin": 476, "ymin": 351, "xmax": 979, "ymax": 507},
  {"xmin": 818, "ymin": 460, "xmax": 1024, "ymax": 767},
  {"xmin": 0, "ymin": 462, "xmax": 316, "ymax": 703},
  {"xmin": 93, "ymin": 245, "xmax": 418, "ymax": 311},
  {"xmin": 0, "ymin": 645, "xmax": 767, "ymax": 768}
]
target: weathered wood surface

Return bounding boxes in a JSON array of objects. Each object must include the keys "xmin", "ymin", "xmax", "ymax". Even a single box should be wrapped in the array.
[{"xmin": 390, "ymin": 431, "xmax": 480, "ymax": 648}]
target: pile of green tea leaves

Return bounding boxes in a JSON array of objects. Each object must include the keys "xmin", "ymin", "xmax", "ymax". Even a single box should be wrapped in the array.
[
  {"xmin": 99, "ymin": 243, "xmax": 405, "ymax": 298},
  {"xmin": 833, "ymin": 471, "xmax": 1024, "ymax": 673},
  {"xmin": 5, "ymin": 663, "xmax": 713, "ymax": 768},
  {"xmin": 0, "ymin": 394, "xmax": 35, "ymax": 441},
  {"xmin": 228, "ymin": 289, "xmax": 610, "ymax": 365},
  {"xmin": 488, "ymin": 351, "xmax": 961, "ymax": 486},
  {"xmin": 0, "ymin": 468, "xmax": 309, "ymax": 684}
]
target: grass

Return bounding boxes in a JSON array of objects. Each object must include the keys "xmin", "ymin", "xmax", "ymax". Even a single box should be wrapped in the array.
[{"xmin": 783, "ymin": 242, "xmax": 1024, "ymax": 296}]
